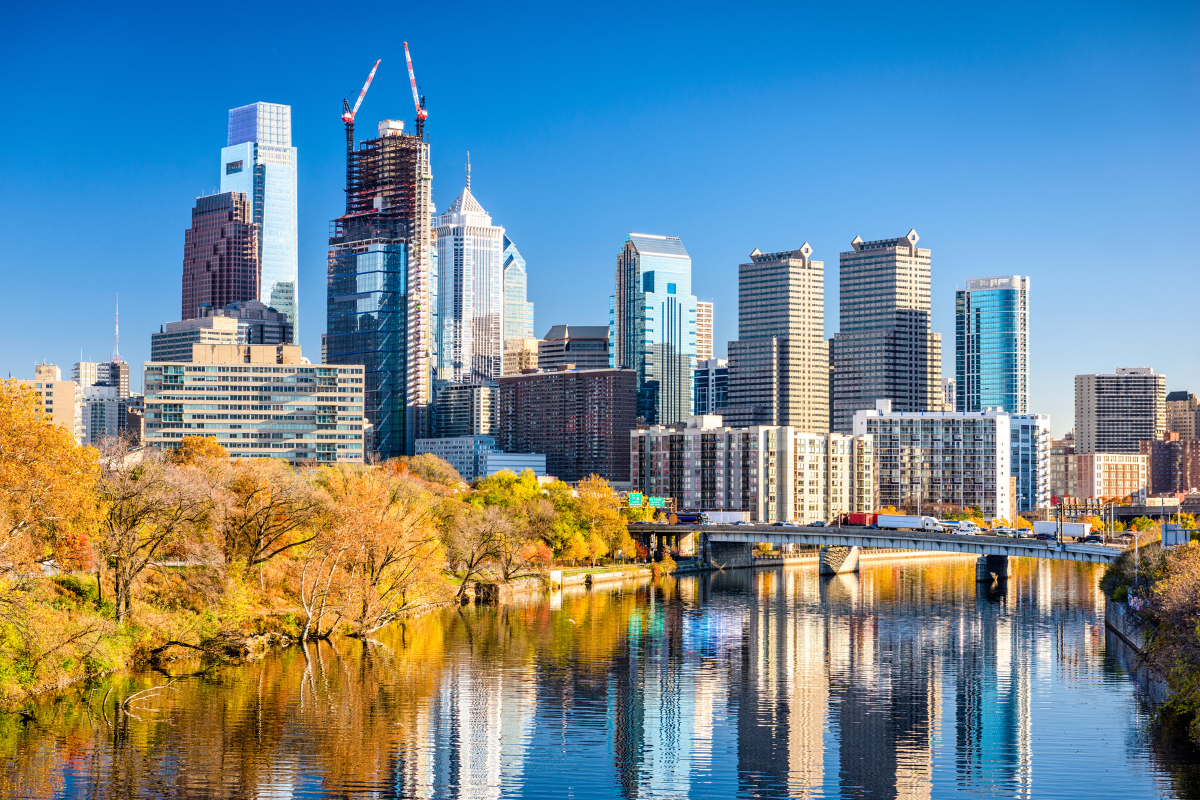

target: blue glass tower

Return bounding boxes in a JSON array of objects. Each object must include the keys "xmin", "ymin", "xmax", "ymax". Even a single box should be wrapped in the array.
[
  {"xmin": 956, "ymin": 276, "xmax": 1029, "ymax": 413},
  {"xmin": 609, "ymin": 233, "xmax": 697, "ymax": 424},
  {"xmin": 502, "ymin": 235, "xmax": 534, "ymax": 342},
  {"xmin": 220, "ymin": 103, "xmax": 298, "ymax": 336}
]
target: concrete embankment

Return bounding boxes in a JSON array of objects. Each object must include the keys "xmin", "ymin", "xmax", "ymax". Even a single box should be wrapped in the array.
[{"xmin": 1105, "ymin": 597, "xmax": 1173, "ymax": 704}]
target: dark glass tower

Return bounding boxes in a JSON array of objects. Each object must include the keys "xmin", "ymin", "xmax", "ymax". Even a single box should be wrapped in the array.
[{"xmin": 180, "ymin": 192, "xmax": 260, "ymax": 321}]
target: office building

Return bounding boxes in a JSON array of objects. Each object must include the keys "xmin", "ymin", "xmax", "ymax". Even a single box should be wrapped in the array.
[
  {"xmin": 693, "ymin": 358, "xmax": 728, "ymax": 416},
  {"xmin": 1049, "ymin": 434, "xmax": 1075, "ymax": 501},
  {"xmin": 435, "ymin": 165, "xmax": 505, "ymax": 384},
  {"xmin": 724, "ymin": 245, "xmax": 828, "ymax": 432},
  {"xmin": 502, "ymin": 236, "xmax": 534, "ymax": 342},
  {"xmin": 538, "ymin": 325, "xmax": 610, "ymax": 371},
  {"xmin": 1167, "ymin": 391, "xmax": 1199, "ymax": 440},
  {"xmin": 415, "ymin": 435, "xmax": 546, "ymax": 482},
  {"xmin": 433, "ymin": 383, "xmax": 497, "ymax": 438},
  {"xmin": 181, "ymin": 192, "xmax": 260, "ymax": 321},
  {"xmin": 955, "ymin": 276, "xmax": 1030, "ymax": 413},
  {"xmin": 852, "ymin": 401, "xmax": 1012, "ymax": 520},
  {"xmin": 125, "ymin": 394, "xmax": 145, "ymax": 446},
  {"xmin": 1065, "ymin": 452, "xmax": 1149, "ymax": 502},
  {"xmin": 695, "ymin": 301, "xmax": 713, "ymax": 362},
  {"xmin": 1074, "ymin": 368, "xmax": 1166, "ymax": 454},
  {"xmin": 73, "ymin": 360, "xmax": 130, "ymax": 398},
  {"xmin": 831, "ymin": 231, "xmax": 941, "ymax": 433},
  {"xmin": 497, "ymin": 367, "xmax": 637, "ymax": 483},
  {"xmin": 143, "ymin": 344, "xmax": 365, "ymax": 464},
  {"xmin": 220, "ymin": 102, "xmax": 299, "ymax": 334},
  {"xmin": 941, "ymin": 377, "xmax": 956, "ymax": 412},
  {"xmin": 1141, "ymin": 434, "xmax": 1200, "ymax": 496},
  {"xmin": 502, "ymin": 338, "xmax": 540, "ymax": 376},
  {"xmin": 1009, "ymin": 414, "xmax": 1052, "ymax": 511},
  {"xmin": 609, "ymin": 233, "xmax": 697, "ymax": 425},
  {"xmin": 82, "ymin": 385, "xmax": 128, "ymax": 445},
  {"xmin": 151, "ymin": 317, "xmax": 240, "ymax": 363},
  {"xmin": 327, "ymin": 118, "xmax": 434, "ymax": 459},
  {"xmin": 17, "ymin": 364, "xmax": 84, "ymax": 444},
  {"xmin": 630, "ymin": 415, "xmax": 873, "ymax": 523},
  {"xmin": 203, "ymin": 299, "xmax": 293, "ymax": 345}
]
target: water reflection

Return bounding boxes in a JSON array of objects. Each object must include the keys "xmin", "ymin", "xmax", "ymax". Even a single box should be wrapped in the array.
[{"xmin": 4, "ymin": 558, "xmax": 1198, "ymax": 799}]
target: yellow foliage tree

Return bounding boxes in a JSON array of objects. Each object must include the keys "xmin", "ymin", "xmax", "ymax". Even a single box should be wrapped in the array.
[
  {"xmin": 169, "ymin": 435, "xmax": 228, "ymax": 466},
  {"xmin": 1016, "ymin": 516, "xmax": 1034, "ymax": 529}
]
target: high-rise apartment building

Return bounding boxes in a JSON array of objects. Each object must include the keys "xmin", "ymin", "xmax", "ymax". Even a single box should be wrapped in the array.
[
  {"xmin": 497, "ymin": 367, "xmax": 637, "ymax": 483},
  {"xmin": 941, "ymin": 376, "xmax": 956, "ymax": 412},
  {"xmin": 433, "ymin": 383, "xmax": 497, "ymax": 438},
  {"xmin": 630, "ymin": 416, "xmax": 873, "ymax": 522},
  {"xmin": 327, "ymin": 118, "xmax": 434, "ymax": 459},
  {"xmin": 610, "ymin": 233, "xmax": 697, "ymax": 425},
  {"xmin": 1049, "ymin": 434, "xmax": 1075, "ymax": 500},
  {"xmin": 82, "ymin": 386, "xmax": 128, "ymax": 445},
  {"xmin": 831, "ymin": 231, "xmax": 941, "ymax": 433},
  {"xmin": 435, "ymin": 169, "xmax": 505, "ymax": 385},
  {"xmin": 502, "ymin": 236, "xmax": 534, "ymax": 342},
  {"xmin": 724, "ymin": 245, "xmax": 828, "ymax": 433},
  {"xmin": 1141, "ymin": 433, "xmax": 1200, "ymax": 496},
  {"xmin": 18, "ymin": 365, "xmax": 84, "ymax": 444},
  {"xmin": 181, "ymin": 192, "xmax": 260, "ymax": 321},
  {"xmin": 220, "ymin": 102, "xmax": 299, "ymax": 334},
  {"xmin": 695, "ymin": 301, "xmax": 713, "ymax": 362},
  {"xmin": 956, "ymin": 276, "xmax": 1029, "ymax": 413},
  {"xmin": 1166, "ymin": 391, "xmax": 1199, "ymax": 440},
  {"xmin": 1066, "ymin": 452, "xmax": 1149, "ymax": 502},
  {"xmin": 693, "ymin": 358, "xmax": 728, "ymax": 415},
  {"xmin": 143, "ymin": 344, "xmax": 365, "ymax": 464},
  {"xmin": 538, "ymin": 325, "xmax": 610, "ymax": 371},
  {"xmin": 1074, "ymin": 368, "xmax": 1166, "ymax": 454},
  {"xmin": 1009, "ymin": 414, "xmax": 1052, "ymax": 511},
  {"xmin": 73, "ymin": 360, "xmax": 130, "ymax": 398},
  {"xmin": 502, "ymin": 338, "xmax": 540, "ymax": 376}
]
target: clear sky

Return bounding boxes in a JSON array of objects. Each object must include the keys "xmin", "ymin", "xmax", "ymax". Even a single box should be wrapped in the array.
[{"xmin": 2, "ymin": 0, "xmax": 1196, "ymax": 435}]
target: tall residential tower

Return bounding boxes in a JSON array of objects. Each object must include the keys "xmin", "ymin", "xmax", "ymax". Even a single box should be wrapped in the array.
[
  {"xmin": 220, "ymin": 103, "xmax": 299, "ymax": 334},
  {"xmin": 956, "ymin": 276, "xmax": 1029, "ymax": 413},
  {"xmin": 609, "ymin": 233, "xmax": 697, "ymax": 425},
  {"xmin": 831, "ymin": 230, "xmax": 941, "ymax": 433}
]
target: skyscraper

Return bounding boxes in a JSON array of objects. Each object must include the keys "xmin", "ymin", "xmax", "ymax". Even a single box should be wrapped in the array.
[
  {"xmin": 695, "ymin": 301, "xmax": 713, "ymax": 362},
  {"xmin": 180, "ymin": 192, "xmax": 260, "ymax": 321},
  {"xmin": 502, "ymin": 235, "xmax": 534, "ymax": 342},
  {"xmin": 831, "ymin": 230, "xmax": 942, "ymax": 433},
  {"xmin": 538, "ymin": 325, "xmax": 610, "ymax": 371},
  {"xmin": 724, "ymin": 245, "xmax": 828, "ymax": 432},
  {"xmin": 609, "ymin": 233, "xmax": 697, "ymax": 425},
  {"xmin": 435, "ymin": 162, "xmax": 506, "ymax": 384},
  {"xmin": 220, "ymin": 102, "xmax": 299, "ymax": 335},
  {"xmin": 327, "ymin": 118, "xmax": 434, "ymax": 459},
  {"xmin": 1074, "ymin": 367, "xmax": 1166, "ymax": 454},
  {"xmin": 956, "ymin": 276, "xmax": 1029, "ymax": 413}
]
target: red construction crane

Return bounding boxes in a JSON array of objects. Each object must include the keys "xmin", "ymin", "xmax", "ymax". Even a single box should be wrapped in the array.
[
  {"xmin": 404, "ymin": 42, "xmax": 427, "ymax": 138},
  {"xmin": 342, "ymin": 59, "xmax": 381, "ymax": 201}
]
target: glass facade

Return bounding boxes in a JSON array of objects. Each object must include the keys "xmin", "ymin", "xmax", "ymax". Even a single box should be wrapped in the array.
[
  {"xmin": 955, "ymin": 276, "xmax": 1029, "ymax": 414},
  {"xmin": 610, "ymin": 233, "xmax": 697, "ymax": 425},
  {"xmin": 502, "ymin": 235, "xmax": 534, "ymax": 342},
  {"xmin": 1009, "ymin": 414, "xmax": 1051, "ymax": 511},
  {"xmin": 326, "ymin": 243, "xmax": 408, "ymax": 459},
  {"xmin": 221, "ymin": 103, "xmax": 298, "ymax": 338}
]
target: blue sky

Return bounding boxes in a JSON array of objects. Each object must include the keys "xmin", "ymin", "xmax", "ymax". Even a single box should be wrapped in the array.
[{"xmin": 2, "ymin": 0, "xmax": 1196, "ymax": 434}]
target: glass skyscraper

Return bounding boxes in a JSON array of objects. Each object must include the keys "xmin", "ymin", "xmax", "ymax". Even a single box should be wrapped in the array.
[
  {"xmin": 221, "ymin": 102, "xmax": 299, "ymax": 336},
  {"xmin": 955, "ymin": 276, "xmax": 1029, "ymax": 413},
  {"xmin": 502, "ymin": 235, "xmax": 534, "ymax": 343},
  {"xmin": 609, "ymin": 233, "xmax": 697, "ymax": 425}
]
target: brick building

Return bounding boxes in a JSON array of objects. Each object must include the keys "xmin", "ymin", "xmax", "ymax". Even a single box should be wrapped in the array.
[{"xmin": 1141, "ymin": 433, "xmax": 1200, "ymax": 496}]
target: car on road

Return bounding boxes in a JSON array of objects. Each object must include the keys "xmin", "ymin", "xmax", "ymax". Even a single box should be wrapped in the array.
[
  {"xmin": 1034, "ymin": 532, "xmax": 1055, "ymax": 541},
  {"xmin": 1081, "ymin": 535, "xmax": 1106, "ymax": 544},
  {"xmin": 807, "ymin": 521, "xmax": 827, "ymax": 527},
  {"xmin": 992, "ymin": 529, "xmax": 1015, "ymax": 537},
  {"xmin": 864, "ymin": 524, "xmax": 880, "ymax": 530},
  {"xmin": 1017, "ymin": 530, "xmax": 1034, "ymax": 539}
]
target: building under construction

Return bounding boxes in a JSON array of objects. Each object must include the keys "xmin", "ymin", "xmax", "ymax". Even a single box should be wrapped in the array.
[{"xmin": 326, "ymin": 118, "xmax": 434, "ymax": 459}]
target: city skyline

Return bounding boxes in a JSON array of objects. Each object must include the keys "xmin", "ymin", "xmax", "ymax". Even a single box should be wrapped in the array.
[{"xmin": 2, "ymin": 2, "xmax": 1197, "ymax": 437}]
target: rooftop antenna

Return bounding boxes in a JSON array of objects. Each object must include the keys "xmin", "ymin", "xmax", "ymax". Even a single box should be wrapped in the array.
[
  {"xmin": 112, "ymin": 293, "xmax": 120, "ymax": 362},
  {"xmin": 466, "ymin": 151, "xmax": 471, "ymax": 191}
]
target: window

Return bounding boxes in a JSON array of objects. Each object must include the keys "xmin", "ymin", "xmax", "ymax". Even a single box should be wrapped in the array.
[
  {"xmin": 667, "ymin": 283, "xmax": 676, "ymax": 294},
  {"xmin": 226, "ymin": 160, "xmax": 244, "ymax": 175}
]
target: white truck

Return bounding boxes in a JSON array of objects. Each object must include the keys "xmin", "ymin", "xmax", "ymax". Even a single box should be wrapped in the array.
[
  {"xmin": 877, "ymin": 515, "xmax": 943, "ymax": 532},
  {"xmin": 706, "ymin": 511, "xmax": 750, "ymax": 524},
  {"xmin": 1033, "ymin": 521, "xmax": 1092, "ymax": 540}
]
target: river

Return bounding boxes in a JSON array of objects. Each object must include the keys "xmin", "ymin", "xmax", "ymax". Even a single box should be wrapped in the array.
[{"xmin": 4, "ymin": 556, "xmax": 1200, "ymax": 799}]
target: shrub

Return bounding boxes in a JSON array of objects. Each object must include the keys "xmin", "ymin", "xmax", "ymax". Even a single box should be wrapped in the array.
[{"xmin": 1112, "ymin": 585, "xmax": 1128, "ymax": 603}]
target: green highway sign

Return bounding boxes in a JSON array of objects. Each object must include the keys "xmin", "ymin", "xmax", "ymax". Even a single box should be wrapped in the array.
[
  {"xmin": 648, "ymin": 497, "xmax": 666, "ymax": 508},
  {"xmin": 628, "ymin": 493, "xmax": 644, "ymax": 507}
]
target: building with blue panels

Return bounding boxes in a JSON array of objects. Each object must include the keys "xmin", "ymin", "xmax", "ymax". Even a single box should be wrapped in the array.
[
  {"xmin": 502, "ymin": 235, "xmax": 534, "ymax": 342},
  {"xmin": 609, "ymin": 233, "xmax": 697, "ymax": 425},
  {"xmin": 956, "ymin": 276, "xmax": 1029, "ymax": 414},
  {"xmin": 220, "ymin": 103, "xmax": 298, "ymax": 336}
]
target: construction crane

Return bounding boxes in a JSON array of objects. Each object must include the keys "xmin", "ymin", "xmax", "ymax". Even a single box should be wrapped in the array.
[
  {"xmin": 404, "ymin": 42, "xmax": 427, "ymax": 138},
  {"xmin": 341, "ymin": 59, "xmax": 381, "ymax": 198}
]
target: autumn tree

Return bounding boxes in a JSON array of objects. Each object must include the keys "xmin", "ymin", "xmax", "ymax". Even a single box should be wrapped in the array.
[
  {"xmin": 445, "ymin": 505, "xmax": 509, "ymax": 600},
  {"xmin": 94, "ymin": 441, "xmax": 209, "ymax": 623},
  {"xmin": 216, "ymin": 459, "xmax": 325, "ymax": 576},
  {"xmin": 169, "ymin": 435, "xmax": 229, "ymax": 466},
  {"xmin": 400, "ymin": 453, "xmax": 464, "ymax": 488}
]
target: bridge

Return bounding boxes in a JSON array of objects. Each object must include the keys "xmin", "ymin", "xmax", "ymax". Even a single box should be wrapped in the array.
[{"xmin": 630, "ymin": 523, "xmax": 1125, "ymax": 582}]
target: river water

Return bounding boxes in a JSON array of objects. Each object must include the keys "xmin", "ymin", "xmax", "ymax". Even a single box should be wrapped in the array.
[{"xmin": 5, "ymin": 557, "xmax": 1200, "ymax": 799}]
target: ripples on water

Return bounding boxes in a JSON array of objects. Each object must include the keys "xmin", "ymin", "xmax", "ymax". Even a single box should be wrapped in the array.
[{"xmin": 5, "ymin": 557, "xmax": 1200, "ymax": 799}]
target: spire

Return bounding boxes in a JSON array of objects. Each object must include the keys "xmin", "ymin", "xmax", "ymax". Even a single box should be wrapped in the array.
[
  {"xmin": 112, "ymin": 293, "xmax": 120, "ymax": 362},
  {"xmin": 465, "ymin": 151, "xmax": 471, "ymax": 191}
]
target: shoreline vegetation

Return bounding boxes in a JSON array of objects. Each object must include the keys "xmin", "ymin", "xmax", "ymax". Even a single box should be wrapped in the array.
[
  {"xmin": 0, "ymin": 379, "xmax": 659, "ymax": 710},
  {"xmin": 1101, "ymin": 527, "xmax": 1200, "ymax": 743}
]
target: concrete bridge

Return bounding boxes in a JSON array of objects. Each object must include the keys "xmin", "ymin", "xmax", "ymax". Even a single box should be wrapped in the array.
[{"xmin": 630, "ymin": 523, "xmax": 1124, "ymax": 583}]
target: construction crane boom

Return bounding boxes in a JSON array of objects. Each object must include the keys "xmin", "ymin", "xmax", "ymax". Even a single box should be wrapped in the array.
[
  {"xmin": 342, "ymin": 59, "xmax": 381, "ymax": 124},
  {"xmin": 404, "ymin": 42, "xmax": 427, "ymax": 137},
  {"xmin": 341, "ymin": 59, "xmax": 381, "ymax": 210}
]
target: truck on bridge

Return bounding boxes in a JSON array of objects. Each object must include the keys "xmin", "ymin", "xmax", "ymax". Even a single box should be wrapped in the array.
[{"xmin": 878, "ymin": 515, "xmax": 943, "ymax": 532}]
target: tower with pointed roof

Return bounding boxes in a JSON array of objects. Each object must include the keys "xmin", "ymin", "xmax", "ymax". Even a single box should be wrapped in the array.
[
  {"xmin": 435, "ymin": 161, "xmax": 506, "ymax": 384},
  {"xmin": 610, "ymin": 233, "xmax": 698, "ymax": 425}
]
